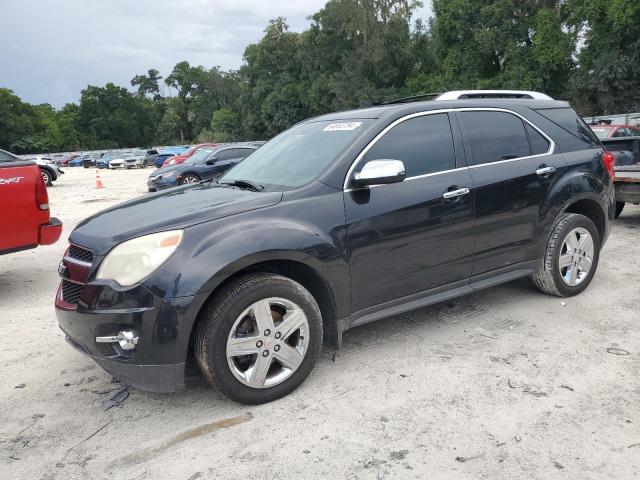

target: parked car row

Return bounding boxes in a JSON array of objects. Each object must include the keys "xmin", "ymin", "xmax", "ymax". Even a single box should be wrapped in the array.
[
  {"xmin": 147, "ymin": 143, "xmax": 260, "ymax": 191},
  {"xmin": 16, "ymin": 153, "xmax": 64, "ymax": 186}
]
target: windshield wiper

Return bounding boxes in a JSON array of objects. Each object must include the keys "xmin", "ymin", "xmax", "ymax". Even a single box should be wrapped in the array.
[{"xmin": 219, "ymin": 179, "xmax": 264, "ymax": 192}]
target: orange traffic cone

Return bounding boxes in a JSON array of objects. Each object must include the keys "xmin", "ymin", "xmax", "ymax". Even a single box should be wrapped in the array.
[{"xmin": 95, "ymin": 168, "xmax": 105, "ymax": 189}]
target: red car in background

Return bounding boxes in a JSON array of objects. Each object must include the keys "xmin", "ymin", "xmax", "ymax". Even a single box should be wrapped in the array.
[
  {"xmin": 0, "ymin": 149, "xmax": 62, "ymax": 254},
  {"xmin": 589, "ymin": 123, "xmax": 640, "ymax": 140},
  {"xmin": 161, "ymin": 143, "xmax": 219, "ymax": 167}
]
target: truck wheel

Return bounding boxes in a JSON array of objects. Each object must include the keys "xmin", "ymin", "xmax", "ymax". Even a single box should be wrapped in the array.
[
  {"xmin": 40, "ymin": 168, "xmax": 52, "ymax": 186},
  {"xmin": 615, "ymin": 202, "xmax": 625, "ymax": 218},
  {"xmin": 532, "ymin": 213, "xmax": 600, "ymax": 297},
  {"xmin": 195, "ymin": 274, "xmax": 323, "ymax": 404}
]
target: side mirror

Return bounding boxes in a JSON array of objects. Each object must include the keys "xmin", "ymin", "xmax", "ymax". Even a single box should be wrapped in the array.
[
  {"xmin": 205, "ymin": 157, "xmax": 217, "ymax": 165},
  {"xmin": 351, "ymin": 159, "xmax": 406, "ymax": 188}
]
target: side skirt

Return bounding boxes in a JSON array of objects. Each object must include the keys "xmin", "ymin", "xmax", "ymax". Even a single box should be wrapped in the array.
[{"xmin": 330, "ymin": 260, "xmax": 538, "ymax": 348}]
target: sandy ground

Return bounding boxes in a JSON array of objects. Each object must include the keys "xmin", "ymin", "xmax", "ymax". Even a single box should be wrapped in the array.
[{"xmin": 0, "ymin": 167, "xmax": 639, "ymax": 480}]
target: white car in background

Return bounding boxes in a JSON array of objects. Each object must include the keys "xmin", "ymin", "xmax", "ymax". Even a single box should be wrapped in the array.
[{"xmin": 108, "ymin": 150, "xmax": 148, "ymax": 169}]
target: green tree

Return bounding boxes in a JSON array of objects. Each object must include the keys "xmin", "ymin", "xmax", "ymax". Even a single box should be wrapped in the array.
[{"xmin": 566, "ymin": 0, "xmax": 640, "ymax": 114}]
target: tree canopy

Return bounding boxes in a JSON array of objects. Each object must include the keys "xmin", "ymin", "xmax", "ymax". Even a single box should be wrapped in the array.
[{"xmin": 1, "ymin": 0, "xmax": 639, "ymax": 153}]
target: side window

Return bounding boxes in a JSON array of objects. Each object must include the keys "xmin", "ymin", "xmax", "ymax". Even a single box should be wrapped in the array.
[
  {"xmin": 362, "ymin": 113, "xmax": 456, "ymax": 177},
  {"xmin": 235, "ymin": 148, "xmax": 254, "ymax": 159},
  {"xmin": 525, "ymin": 123, "xmax": 551, "ymax": 155},
  {"xmin": 612, "ymin": 128, "xmax": 628, "ymax": 138},
  {"xmin": 214, "ymin": 149, "xmax": 237, "ymax": 161},
  {"xmin": 628, "ymin": 127, "xmax": 640, "ymax": 137},
  {"xmin": 460, "ymin": 111, "xmax": 531, "ymax": 165},
  {"xmin": 536, "ymin": 108, "xmax": 599, "ymax": 145},
  {"xmin": 0, "ymin": 151, "xmax": 16, "ymax": 162}
]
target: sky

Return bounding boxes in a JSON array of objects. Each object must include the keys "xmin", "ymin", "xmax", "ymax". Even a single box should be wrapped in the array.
[{"xmin": 0, "ymin": 0, "xmax": 432, "ymax": 108}]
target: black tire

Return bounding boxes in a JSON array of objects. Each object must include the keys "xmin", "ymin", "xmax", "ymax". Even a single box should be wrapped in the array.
[
  {"xmin": 615, "ymin": 202, "xmax": 625, "ymax": 218},
  {"xmin": 40, "ymin": 168, "xmax": 52, "ymax": 186},
  {"xmin": 179, "ymin": 174, "xmax": 200, "ymax": 185},
  {"xmin": 194, "ymin": 274, "xmax": 323, "ymax": 404},
  {"xmin": 140, "ymin": 160, "xmax": 147, "ymax": 169},
  {"xmin": 531, "ymin": 213, "xmax": 600, "ymax": 297}
]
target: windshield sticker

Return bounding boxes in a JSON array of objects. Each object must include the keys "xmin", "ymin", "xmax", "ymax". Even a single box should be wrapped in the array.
[{"xmin": 323, "ymin": 122, "xmax": 362, "ymax": 132}]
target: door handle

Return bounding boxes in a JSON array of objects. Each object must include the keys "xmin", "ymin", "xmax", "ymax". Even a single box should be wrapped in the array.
[
  {"xmin": 442, "ymin": 187, "xmax": 470, "ymax": 199},
  {"xmin": 536, "ymin": 165, "xmax": 556, "ymax": 176}
]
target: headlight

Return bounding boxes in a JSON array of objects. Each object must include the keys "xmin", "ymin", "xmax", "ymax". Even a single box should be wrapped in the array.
[
  {"xmin": 157, "ymin": 171, "xmax": 177, "ymax": 180},
  {"xmin": 96, "ymin": 230, "xmax": 183, "ymax": 286}
]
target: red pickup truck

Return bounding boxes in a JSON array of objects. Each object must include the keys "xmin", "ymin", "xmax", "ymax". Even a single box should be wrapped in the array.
[{"xmin": 0, "ymin": 150, "xmax": 62, "ymax": 254}]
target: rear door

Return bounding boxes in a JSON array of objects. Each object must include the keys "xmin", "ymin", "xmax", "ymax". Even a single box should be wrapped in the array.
[
  {"xmin": 344, "ymin": 112, "xmax": 475, "ymax": 314},
  {"xmin": 456, "ymin": 108, "xmax": 564, "ymax": 276}
]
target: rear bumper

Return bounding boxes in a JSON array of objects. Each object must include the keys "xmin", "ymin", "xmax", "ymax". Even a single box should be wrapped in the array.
[{"xmin": 39, "ymin": 217, "xmax": 62, "ymax": 245}]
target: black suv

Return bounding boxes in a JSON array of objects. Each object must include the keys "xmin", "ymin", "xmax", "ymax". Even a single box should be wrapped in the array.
[{"xmin": 55, "ymin": 91, "xmax": 615, "ymax": 404}]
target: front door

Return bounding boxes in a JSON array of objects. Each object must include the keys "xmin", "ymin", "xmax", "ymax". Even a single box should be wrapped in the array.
[{"xmin": 344, "ymin": 112, "xmax": 476, "ymax": 314}]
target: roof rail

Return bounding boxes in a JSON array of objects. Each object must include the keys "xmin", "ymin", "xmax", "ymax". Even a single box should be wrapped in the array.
[{"xmin": 434, "ymin": 90, "xmax": 553, "ymax": 101}]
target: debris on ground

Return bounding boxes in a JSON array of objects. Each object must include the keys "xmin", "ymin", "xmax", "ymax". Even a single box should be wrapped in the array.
[
  {"xmin": 606, "ymin": 347, "xmax": 630, "ymax": 356},
  {"xmin": 100, "ymin": 387, "xmax": 129, "ymax": 411},
  {"xmin": 455, "ymin": 453, "xmax": 484, "ymax": 463},
  {"xmin": 389, "ymin": 449, "xmax": 409, "ymax": 460},
  {"xmin": 14, "ymin": 383, "xmax": 26, "ymax": 389},
  {"xmin": 560, "ymin": 385, "xmax": 574, "ymax": 391}
]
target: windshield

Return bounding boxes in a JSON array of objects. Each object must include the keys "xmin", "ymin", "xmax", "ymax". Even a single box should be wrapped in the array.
[
  {"xmin": 220, "ymin": 119, "xmax": 372, "ymax": 190},
  {"xmin": 590, "ymin": 128, "xmax": 610, "ymax": 139}
]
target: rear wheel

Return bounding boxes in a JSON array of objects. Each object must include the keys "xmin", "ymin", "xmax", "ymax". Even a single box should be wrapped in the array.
[
  {"xmin": 40, "ymin": 168, "xmax": 52, "ymax": 186},
  {"xmin": 195, "ymin": 274, "xmax": 323, "ymax": 404},
  {"xmin": 532, "ymin": 213, "xmax": 600, "ymax": 297},
  {"xmin": 180, "ymin": 174, "xmax": 200, "ymax": 185},
  {"xmin": 615, "ymin": 202, "xmax": 625, "ymax": 218}
]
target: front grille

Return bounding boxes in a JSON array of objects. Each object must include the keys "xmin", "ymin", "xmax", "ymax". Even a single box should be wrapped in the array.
[
  {"xmin": 61, "ymin": 279, "xmax": 83, "ymax": 305},
  {"xmin": 68, "ymin": 244, "xmax": 94, "ymax": 264}
]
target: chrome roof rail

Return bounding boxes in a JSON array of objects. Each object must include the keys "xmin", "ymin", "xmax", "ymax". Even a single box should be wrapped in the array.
[{"xmin": 434, "ymin": 90, "xmax": 553, "ymax": 101}]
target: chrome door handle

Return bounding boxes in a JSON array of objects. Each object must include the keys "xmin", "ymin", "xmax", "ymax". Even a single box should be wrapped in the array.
[
  {"xmin": 536, "ymin": 165, "xmax": 556, "ymax": 176},
  {"xmin": 442, "ymin": 187, "xmax": 470, "ymax": 199}
]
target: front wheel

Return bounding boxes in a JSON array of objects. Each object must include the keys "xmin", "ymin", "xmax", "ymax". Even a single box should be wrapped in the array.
[
  {"xmin": 180, "ymin": 174, "xmax": 200, "ymax": 185},
  {"xmin": 195, "ymin": 274, "xmax": 323, "ymax": 404},
  {"xmin": 532, "ymin": 213, "xmax": 600, "ymax": 297}
]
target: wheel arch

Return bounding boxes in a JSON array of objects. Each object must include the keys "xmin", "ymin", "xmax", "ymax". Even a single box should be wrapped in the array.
[
  {"xmin": 187, "ymin": 257, "xmax": 341, "ymax": 361},
  {"xmin": 561, "ymin": 197, "xmax": 606, "ymax": 241}
]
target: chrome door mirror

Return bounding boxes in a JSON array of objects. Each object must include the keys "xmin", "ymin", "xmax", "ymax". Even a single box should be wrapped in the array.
[{"xmin": 352, "ymin": 159, "xmax": 406, "ymax": 188}]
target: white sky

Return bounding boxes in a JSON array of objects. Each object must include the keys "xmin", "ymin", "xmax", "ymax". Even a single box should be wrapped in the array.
[{"xmin": 0, "ymin": 0, "xmax": 432, "ymax": 107}]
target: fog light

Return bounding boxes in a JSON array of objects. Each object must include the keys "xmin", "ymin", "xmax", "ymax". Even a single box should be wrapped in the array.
[{"xmin": 96, "ymin": 330, "xmax": 139, "ymax": 351}]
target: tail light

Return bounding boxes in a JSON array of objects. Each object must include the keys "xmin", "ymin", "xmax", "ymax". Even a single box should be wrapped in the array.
[
  {"xmin": 602, "ymin": 151, "xmax": 615, "ymax": 180},
  {"xmin": 35, "ymin": 172, "xmax": 50, "ymax": 210}
]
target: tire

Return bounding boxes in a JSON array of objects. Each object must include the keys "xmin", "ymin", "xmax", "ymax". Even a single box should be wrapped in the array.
[
  {"xmin": 615, "ymin": 202, "xmax": 625, "ymax": 218},
  {"xmin": 140, "ymin": 160, "xmax": 147, "ymax": 169},
  {"xmin": 180, "ymin": 174, "xmax": 200, "ymax": 185},
  {"xmin": 195, "ymin": 274, "xmax": 323, "ymax": 404},
  {"xmin": 532, "ymin": 213, "xmax": 600, "ymax": 297},
  {"xmin": 40, "ymin": 168, "xmax": 52, "ymax": 186}
]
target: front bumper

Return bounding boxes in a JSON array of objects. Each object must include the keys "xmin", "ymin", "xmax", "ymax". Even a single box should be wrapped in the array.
[
  {"xmin": 65, "ymin": 335, "xmax": 185, "ymax": 392},
  {"xmin": 147, "ymin": 176, "xmax": 179, "ymax": 192},
  {"xmin": 56, "ymin": 281, "xmax": 210, "ymax": 393}
]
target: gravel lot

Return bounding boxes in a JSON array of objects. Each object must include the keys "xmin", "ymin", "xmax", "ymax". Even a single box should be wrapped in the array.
[{"xmin": 1, "ymin": 167, "xmax": 639, "ymax": 480}]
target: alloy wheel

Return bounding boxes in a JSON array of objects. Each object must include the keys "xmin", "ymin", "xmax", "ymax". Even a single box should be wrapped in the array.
[
  {"xmin": 558, "ymin": 227, "xmax": 594, "ymax": 286},
  {"xmin": 226, "ymin": 297, "xmax": 309, "ymax": 389}
]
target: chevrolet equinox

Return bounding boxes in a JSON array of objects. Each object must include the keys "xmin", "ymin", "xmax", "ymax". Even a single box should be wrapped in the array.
[{"xmin": 56, "ymin": 91, "xmax": 615, "ymax": 404}]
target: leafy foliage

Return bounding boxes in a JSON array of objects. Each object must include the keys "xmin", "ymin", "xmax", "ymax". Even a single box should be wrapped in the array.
[{"xmin": 1, "ymin": 0, "xmax": 638, "ymax": 153}]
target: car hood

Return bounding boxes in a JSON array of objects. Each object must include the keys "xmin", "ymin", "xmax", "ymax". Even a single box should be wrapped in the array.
[
  {"xmin": 70, "ymin": 184, "xmax": 283, "ymax": 254},
  {"xmin": 149, "ymin": 164, "xmax": 184, "ymax": 177}
]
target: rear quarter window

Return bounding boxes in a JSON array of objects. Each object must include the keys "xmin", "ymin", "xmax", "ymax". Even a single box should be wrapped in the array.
[{"xmin": 535, "ymin": 108, "xmax": 600, "ymax": 146}]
